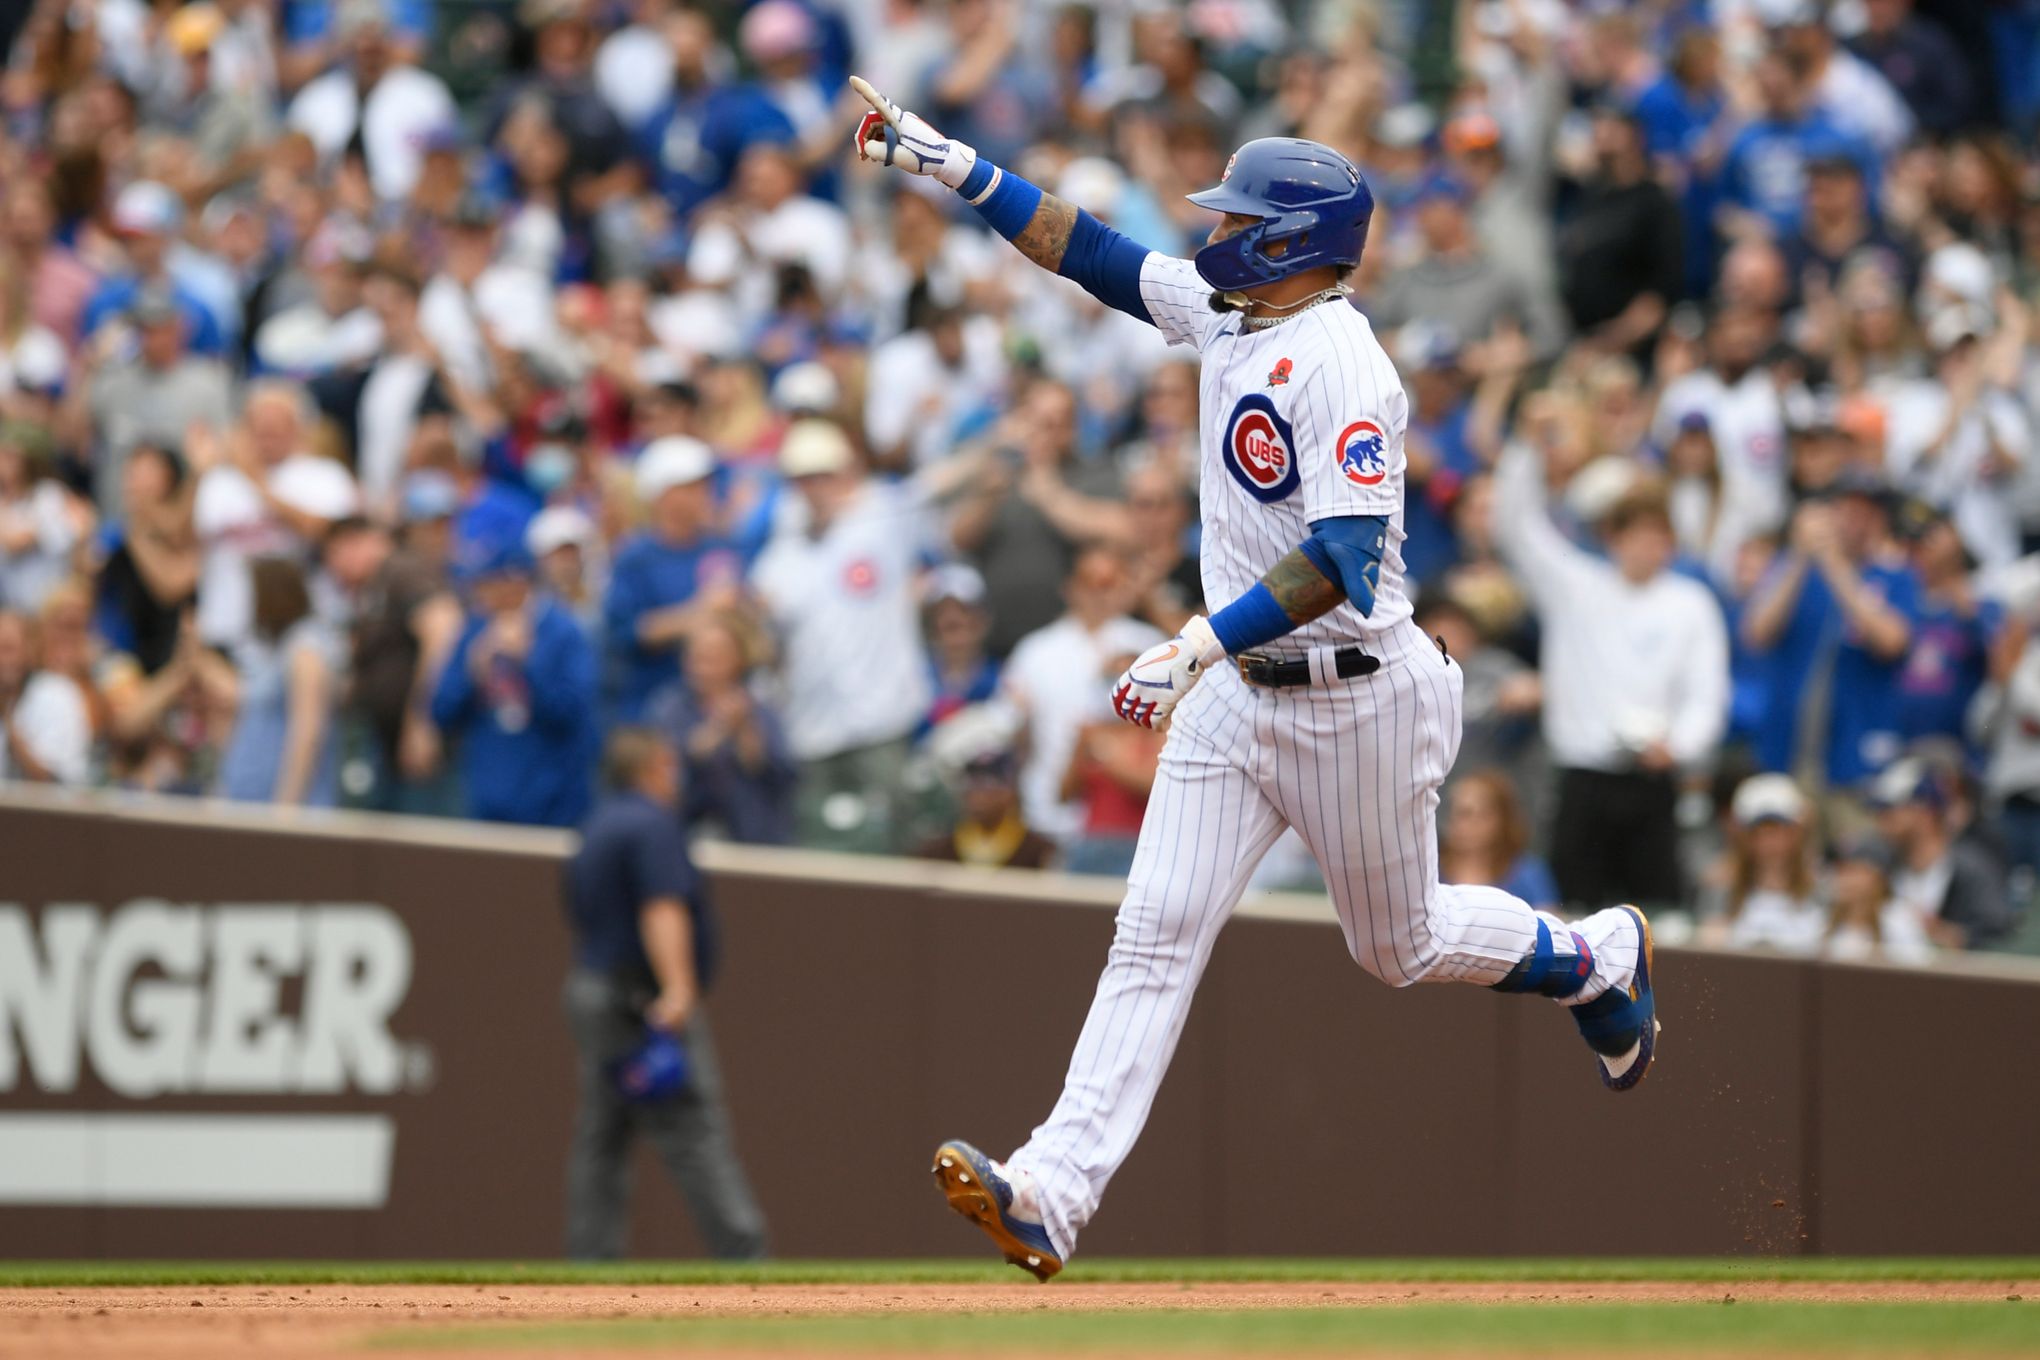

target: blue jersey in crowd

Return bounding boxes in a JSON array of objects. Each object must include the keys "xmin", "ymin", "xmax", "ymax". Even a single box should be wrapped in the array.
[
  {"xmin": 1896, "ymin": 594, "xmax": 2001, "ymax": 751},
  {"xmin": 1631, "ymin": 74, "xmax": 1728, "ymax": 297},
  {"xmin": 431, "ymin": 598, "xmax": 599, "ymax": 826},
  {"xmin": 1752, "ymin": 556, "xmax": 1922, "ymax": 787},
  {"xmin": 1401, "ymin": 404, "xmax": 1478, "ymax": 587},
  {"xmin": 604, "ymin": 532, "xmax": 748, "ymax": 720},
  {"xmin": 638, "ymin": 83, "xmax": 797, "ymax": 219},
  {"xmin": 82, "ymin": 277, "xmax": 226, "ymax": 357},
  {"xmin": 1722, "ymin": 112, "xmax": 1879, "ymax": 235},
  {"xmin": 452, "ymin": 478, "xmax": 541, "ymax": 573},
  {"xmin": 566, "ymin": 791, "xmax": 720, "ymax": 989},
  {"xmin": 1498, "ymin": 854, "xmax": 1561, "ymax": 911}
]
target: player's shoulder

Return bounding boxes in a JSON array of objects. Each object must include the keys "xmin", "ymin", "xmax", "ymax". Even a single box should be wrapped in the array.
[
  {"xmin": 1287, "ymin": 302, "xmax": 1394, "ymax": 373},
  {"xmin": 1291, "ymin": 305, "xmax": 1406, "ymax": 420},
  {"xmin": 1139, "ymin": 251, "xmax": 1204, "ymax": 293}
]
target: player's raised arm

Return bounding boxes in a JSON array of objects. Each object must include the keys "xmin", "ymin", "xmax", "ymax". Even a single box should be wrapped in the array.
[{"xmin": 850, "ymin": 76, "xmax": 1151, "ymax": 323}]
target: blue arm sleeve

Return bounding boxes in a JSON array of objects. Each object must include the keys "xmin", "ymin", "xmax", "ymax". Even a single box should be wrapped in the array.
[
  {"xmin": 1299, "ymin": 515, "xmax": 1389, "ymax": 618},
  {"xmin": 1055, "ymin": 209, "xmax": 1153, "ymax": 323},
  {"xmin": 959, "ymin": 160, "xmax": 1153, "ymax": 325}
]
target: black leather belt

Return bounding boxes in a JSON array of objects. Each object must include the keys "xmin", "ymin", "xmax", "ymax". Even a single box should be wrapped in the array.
[{"xmin": 1236, "ymin": 646, "xmax": 1381, "ymax": 688}]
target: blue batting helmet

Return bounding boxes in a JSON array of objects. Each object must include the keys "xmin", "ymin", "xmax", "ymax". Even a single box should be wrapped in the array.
[{"xmin": 1188, "ymin": 138, "xmax": 1375, "ymax": 292}]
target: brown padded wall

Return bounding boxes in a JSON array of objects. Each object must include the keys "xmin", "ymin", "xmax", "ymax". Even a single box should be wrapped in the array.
[{"xmin": 2, "ymin": 802, "xmax": 2036, "ymax": 1258}]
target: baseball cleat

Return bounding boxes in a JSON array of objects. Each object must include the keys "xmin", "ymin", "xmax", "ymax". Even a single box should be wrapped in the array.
[
  {"xmin": 931, "ymin": 1140, "xmax": 1062, "ymax": 1282},
  {"xmin": 1568, "ymin": 905, "xmax": 1658, "ymax": 1092}
]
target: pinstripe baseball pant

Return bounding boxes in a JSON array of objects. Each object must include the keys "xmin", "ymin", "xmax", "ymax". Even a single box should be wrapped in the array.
[{"xmin": 1010, "ymin": 618, "xmax": 1642, "ymax": 1258}]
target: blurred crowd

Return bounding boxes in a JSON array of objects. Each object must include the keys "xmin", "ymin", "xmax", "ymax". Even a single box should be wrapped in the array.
[{"xmin": 4, "ymin": 0, "xmax": 2040, "ymax": 966}]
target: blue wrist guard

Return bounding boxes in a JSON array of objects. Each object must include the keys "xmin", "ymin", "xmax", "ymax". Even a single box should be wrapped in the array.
[
  {"xmin": 1300, "ymin": 515, "xmax": 1388, "ymax": 617},
  {"xmin": 1210, "ymin": 582, "xmax": 1294, "ymax": 655}
]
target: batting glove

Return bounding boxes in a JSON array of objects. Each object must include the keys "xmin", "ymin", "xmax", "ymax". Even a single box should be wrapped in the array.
[
  {"xmin": 1111, "ymin": 616, "xmax": 1225, "ymax": 730},
  {"xmin": 850, "ymin": 75, "xmax": 978, "ymax": 191}
]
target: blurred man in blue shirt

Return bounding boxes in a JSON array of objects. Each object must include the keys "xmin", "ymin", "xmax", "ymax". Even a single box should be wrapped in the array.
[
  {"xmin": 604, "ymin": 437, "xmax": 746, "ymax": 720},
  {"xmin": 431, "ymin": 539, "xmax": 598, "ymax": 825},
  {"xmin": 638, "ymin": 9, "xmax": 798, "ymax": 219},
  {"xmin": 562, "ymin": 727, "xmax": 768, "ymax": 1260},
  {"xmin": 1896, "ymin": 508, "xmax": 2002, "ymax": 753},
  {"xmin": 1721, "ymin": 51, "xmax": 1878, "ymax": 239},
  {"xmin": 1741, "ymin": 476, "xmax": 1919, "ymax": 788}
]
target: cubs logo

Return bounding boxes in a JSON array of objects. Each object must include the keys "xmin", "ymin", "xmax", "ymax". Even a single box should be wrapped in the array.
[
  {"xmin": 844, "ymin": 558, "xmax": 879, "ymax": 595},
  {"xmin": 1267, "ymin": 358, "xmax": 1292, "ymax": 387},
  {"xmin": 1221, "ymin": 394, "xmax": 1300, "ymax": 503},
  {"xmin": 1335, "ymin": 419, "xmax": 1390, "ymax": 486}
]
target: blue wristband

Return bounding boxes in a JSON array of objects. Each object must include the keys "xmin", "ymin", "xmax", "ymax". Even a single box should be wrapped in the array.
[
  {"xmin": 1209, "ymin": 582, "xmax": 1296, "ymax": 655},
  {"xmin": 961, "ymin": 161, "xmax": 1044, "ymax": 241},
  {"xmin": 957, "ymin": 158, "xmax": 995, "ymax": 201}
]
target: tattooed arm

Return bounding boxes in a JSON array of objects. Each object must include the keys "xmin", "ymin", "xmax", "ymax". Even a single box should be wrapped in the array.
[
  {"xmin": 1261, "ymin": 546, "xmax": 1348, "ymax": 627},
  {"xmin": 1009, "ymin": 193, "xmax": 1079, "ymax": 273}
]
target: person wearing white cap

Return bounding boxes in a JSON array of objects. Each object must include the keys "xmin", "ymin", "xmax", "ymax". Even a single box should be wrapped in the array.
[
  {"xmin": 1882, "ymin": 315, "xmax": 2029, "ymax": 571},
  {"xmin": 189, "ymin": 381, "xmax": 361, "ymax": 651},
  {"xmin": 1697, "ymin": 774, "xmax": 1826, "ymax": 955},
  {"xmin": 920, "ymin": 563, "xmax": 999, "ymax": 737},
  {"xmin": 751, "ymin": 418, "xmax": 933, "ymax": 851},
  {"xmin": 79, "ymin": 182, "xmax": 227, "ymax": 357},
  {"xmin": 529, "ymin": 504, "xmax": 603, "ymax": 633},
  {"xmin": 604, "ymin": 436, "xmax": 744, "ymax": 719}
]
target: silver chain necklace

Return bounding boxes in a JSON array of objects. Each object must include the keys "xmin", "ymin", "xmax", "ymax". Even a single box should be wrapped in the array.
[{"xmin": 1233, "ymin": 283, "xmax": 1355, "ymax": 330}]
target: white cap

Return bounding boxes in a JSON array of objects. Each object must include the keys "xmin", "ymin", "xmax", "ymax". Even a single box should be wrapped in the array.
[
  {"xmin": 112, "ymin": 181, "xmax": 183, "ymax": 237},
  {"xmin": 1564, "ymin": 456, "xmax": 1643, "ymax": 525},
  {"xmin": 1057, "ymin": 157, "xmax": 1126, "ymax": 220},
  {"xmin": 1924, "ymin": 304, "xmax": 1988, "ymax": 353},
  {"xmin": 268, "ymin": 455, "xmax": 361, "ymax": 521},
  {"xmin": 634, "ymin": 436, "xmax": 714, "ymax": 501},
  {"xmin": 779, "ymin": 419, "xmax": 854, "ymax": 479},
  {"xmin": 9, "ymin": 329, "xmax": 67, "ymax": 390},
  {"xmin": 770, "ymin": 360, "xmax": 840, "ymax": 415},
  {"xmin": 1922, "ymin": 242, "xmax": 1994, "ymax": 311},
  {"xmin": 1732, "ymin": 773, "xmax": 1808, "ymax": 827},
  {"xmin": 924, "ymin": 562, "xmax": 987, "ymax": 608},
  {"xmin": 526, "ymin": 504, "xmax": 595, "ymax": 558}
]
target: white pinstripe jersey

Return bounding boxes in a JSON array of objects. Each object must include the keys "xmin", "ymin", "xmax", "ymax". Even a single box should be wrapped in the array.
[{"xmin": 1138, "ymin": 253, "xmax": 1413, "ymax": 650}]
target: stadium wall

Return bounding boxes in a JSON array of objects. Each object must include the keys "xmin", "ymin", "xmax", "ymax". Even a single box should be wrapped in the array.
[{"xmin": 2, "ymin": 787, "xmax": 2036, "ymax": 1259}]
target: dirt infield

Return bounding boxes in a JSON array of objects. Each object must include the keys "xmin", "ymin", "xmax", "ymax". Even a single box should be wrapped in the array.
[{"xmin": 2, "ymin": 1280, "xmax": 2032, "ymax": 1359}]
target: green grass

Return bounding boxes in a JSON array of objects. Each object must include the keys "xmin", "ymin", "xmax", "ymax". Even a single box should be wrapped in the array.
[
  {"xmin": 391, "ymin": 1303, "xmax": 2040, "ymax": 1355},
  {"xmin": 2, "ymin": 1259, "xmax": 2037, "ymax": 1288}
]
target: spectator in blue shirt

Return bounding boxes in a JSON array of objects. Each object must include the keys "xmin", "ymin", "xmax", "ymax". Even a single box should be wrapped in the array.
[
  {"xmin": 636, "ymin": 9, "xmax": 798, "ymax": 220},
  {"xmin": 1896, "ymin": 509, "xmax": 2003, "ymax": 752},
  {"xmin": 402, "ymin": 418, "xmax": 541, "ymax": 580},
  {"xmin": 431, "ymin": 538, "xmax": 598, "ymax": 826},
  {"xmin": 1742, "ymin": 477, "xmax": 1919, "ymax": 788},
  {"xmin": 1720, "ymin": 51, "xmax": 1878, "ymax": 239},
  {"xmin": 80, "ymin": 183, "xmax": 226, "ymax": 358},
  {"xmin": 1397, "ymin": 324, "xmax": 1480, "ymax": 588},
  {"xmin": 644, "ymin": 613, "xmax": 797, "ymax": 845},
  {"xmin": 1634, "ymin": 29, "xmax": 1728, "ymax": 299},
  {"xmin": 605, "ymin": 437, "xmax": 744, "ymax": 721},
  {"xmin": 920, "ymin": 564, "xmax": 999, "ymax": 738}
]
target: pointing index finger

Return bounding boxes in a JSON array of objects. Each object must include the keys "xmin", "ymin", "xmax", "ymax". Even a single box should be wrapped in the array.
[{"xmin": 848, "ymin": 76, "xmax": 896, "ymax": 127}]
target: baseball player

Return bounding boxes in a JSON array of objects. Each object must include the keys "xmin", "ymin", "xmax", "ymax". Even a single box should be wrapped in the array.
[{"xmin": 851, "ymin": 79, "xmax": 1660, "ymax": 1281}]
